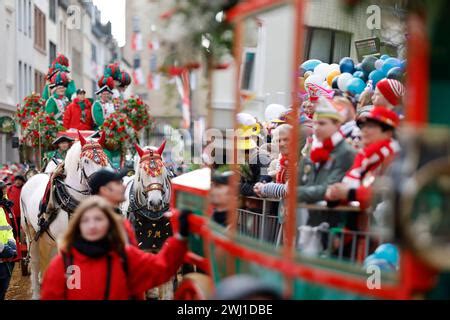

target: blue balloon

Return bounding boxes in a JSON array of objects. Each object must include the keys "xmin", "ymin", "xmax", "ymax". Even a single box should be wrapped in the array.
[
  {"xmin": 381, "ymin": 58, "xmax": 401, "ymax": 75},
  {"xmin": 346, "ymin": 77, "xmax": 366, "ymax": 95},
  {"xmin": 374, "ymin": 243, "xmax": 399, "ymax": 268},
  {"xmin": 387, "ymin": 67, "xmax": 404, "ymax": 81},
  {"xmin": 380, "ymin": 54, "xmax": 390, "ymax": 61},
  {"xmin": 353, "ymin": 71, "xmax": 367, "ymax": 81},
  {"xmin": 339, "ymin": 57, "xmax": 355, "ymax": 74},
  {"xmin": 400, "ymin": 59, "xmax": 407, "ymax": 71},
  {"xmin": 361, "ymin": 56, "xmax": 378, "ymax": 74},
  {"xmin": 301, "ymin": 59, "xmax": 322, "ymax": 71},
  {"xmin": 368, "ymin": 70, "xmax": 385, "ymax": 86}
]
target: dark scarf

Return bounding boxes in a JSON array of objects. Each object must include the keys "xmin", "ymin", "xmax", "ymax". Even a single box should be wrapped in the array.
[{"xmin": 73, "ymin": 235, "xmax": 111, "ymax": 258}]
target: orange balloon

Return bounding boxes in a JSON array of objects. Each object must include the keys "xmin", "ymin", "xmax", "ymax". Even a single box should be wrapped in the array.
[{"xmin": 327, "ymin": 70, "xmax": 341, "ymax": 86}]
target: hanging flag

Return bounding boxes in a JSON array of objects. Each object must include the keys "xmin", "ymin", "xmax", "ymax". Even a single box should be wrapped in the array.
[
  {"xmin": 149, "ymin": 54, "xmax": 158, "ymax": 73},
  {"xmin": 175, "ymin": 70, "xmax": 191, "ymax": 129},
  {"xmin": 133, "ymin": 55, "xmax": 145, "ymax": 85},
  {"xmin": 131, "ymin": 32, "xmax": 143, "ymax": 52}
]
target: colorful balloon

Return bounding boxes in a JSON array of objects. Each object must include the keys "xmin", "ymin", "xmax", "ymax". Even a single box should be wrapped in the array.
[
  {"xmin": 361, "ymin": 56, "xmax": 378, "ymax": 74},
  {"xmin": 331, "ymin": 77, "xmax": 339, "ymax": 89},
  {"xmin": 329, "ymin": 63, "xmax": 340, "ymax": 72},
  {"xmin": 301, "ymin": 59, "xmax": 322, "ymax": 71},
  {"xmin": 337, "ymin": 73, "xmax": 353, "ymax": 92},
  {"xmin": 368, "ymin": 70, "xmax": 385, "ymax": 86},
  {"xmin": 375, "ymin": 59, "xmax": 384, "ymax": 71},
  {"xmin": 346, "ymin": 77, "xmax": 366, "ymax": 95},
  {"xmin": 353, "ymin": 71, "xmax": 367, "ymax": 81},
  {"xmin": 381, "ymin": 57, "xmax": 401, "ymax": 75},
  {"xmin": 339, "ymin": 57, "xmax": 355, "ymax": 74},
  {"xmin": 304, "ymin": 74, "xmax": 324, "ymax": 90},
  {"xmin": 374, "ymin": 243, "xmax": 399, "ymax": 268},
  {"xmin": 304, "ymin": 71, "xmax": 313, "ymax": 79},
  {"xmin": 380, "ymin": 54, "xmax": 390, "ymax": 61},
  {"xmin": 387, "ymin": 67, "xmax": 404, "ymax": 81},
  {"xmin": 314, "ymin": 63, "xmax": 331, "ymax": 80},
  {"xmin": 326, "ymin": 70, "xmax": 341, "ymax": 86}
]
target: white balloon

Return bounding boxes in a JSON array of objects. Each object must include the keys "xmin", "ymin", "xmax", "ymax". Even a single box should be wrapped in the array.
[
  {"xmin": 337, "ymin": 73, "xmax": 354, "ymax": 91},
  {"xmin": 322, "ymin": 81, "xmax": 331, "ymax": 90},
  {"xmin": 375, "ymin": 59, "xmax": 384, "ymax": 71},
  {"xmin": 313, "ymin": 63, "xmax": 330, "ymax": 80},
  {"xmin": 329, "ymin": 63, "xmax": 340, "ymax": 72},
  {"xmin": 265, "ymin": 104, "xmax": 287, "ymax": 122},
  {"xmin": 304, "ymin": 74, "xmax": 324, "ymax": 90}
]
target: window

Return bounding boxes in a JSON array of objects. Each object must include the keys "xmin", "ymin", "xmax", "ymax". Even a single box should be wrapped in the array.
[
  {"xmin": 304, "ymin": 27, "xmax": 352, "ymax": 63},
  {"xmin": 28, "ymin": 0, "xmax": 31, "ymax": 37},
  {"xmin": 35, "ymin": 70, "xmax": 46, "ymax": 94},
  {"xmin": 34, "ymin": 6, "xmax": 46, "ymax": 52},
  {"xmin": 24, "ymin": 63, "xmax": 27, "ymax": 97},
  {"xmin": 49, "ymin": 41, "xmax": 57, "ymax": 65},
  {"xmin": 18, "ymin": 0, "xmax": 22, "ymax": 32},
  {"xmin": 241, "ymin": 49, "xmax": 256, "ymax": 91},
  {"xmin": 18, "ymin": 61, "xmax": 22, "ymax": 101},
  {"xmin": 91, "ymin": 43, "xmax": 97, "ymax": 63},
  {"xmin": 23, "ymin": 0, "xmax": 27, "ymax": 36},
  {"xmin": 49, "ymin": 0, "xmax": 56, "ymax": 23}
]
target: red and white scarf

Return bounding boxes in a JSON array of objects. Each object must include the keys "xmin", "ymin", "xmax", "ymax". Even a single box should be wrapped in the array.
[
  {"xmin": 276, "ymin": 154, "xmax": 289, "ymax": 183},
  {"xmin": 343, "ymin": 138, "xmax": 400, "ymax": 189},
  {"xmin": 310, "ymin": 130, "xmax": 345, "ymax": 164}
]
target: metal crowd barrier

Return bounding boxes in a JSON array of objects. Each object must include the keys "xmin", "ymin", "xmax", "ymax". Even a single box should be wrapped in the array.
[{"xmin": 237, "ymin": 197, "xmax": 387, "ymax": 262}]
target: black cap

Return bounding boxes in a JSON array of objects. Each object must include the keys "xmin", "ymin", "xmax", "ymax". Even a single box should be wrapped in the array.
[
  {"xmin": 212, "ymin": 171, "xmax": 233, "ymax": 185},
  {"xmin": 13, "ymin": 175, "xmax": 26, "ymax": 182},
  {"xmin": 77, "ymin": 88, "xmax": 86, "ymax": 95},
  {"xmin": 88, "ymin": 168, "xmax": 128, "ymax": 195},
  {"xmin": 52, "ymin": 135, "xmax": 75, "ymax": 146}
]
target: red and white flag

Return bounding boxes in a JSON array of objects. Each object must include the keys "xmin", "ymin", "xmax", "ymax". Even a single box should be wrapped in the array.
[{"xmin": 175, "ymin": 70, "xmax": 191, "ymax": 129}]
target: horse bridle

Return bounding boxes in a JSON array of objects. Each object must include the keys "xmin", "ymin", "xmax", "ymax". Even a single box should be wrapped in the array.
[
  {"xmin": 138, "ymin": 150, "xmax": 166, "ymax": 196},
  {"xmin": 79, "ymin": 143, "xmax": 111, "ymax": 188}
]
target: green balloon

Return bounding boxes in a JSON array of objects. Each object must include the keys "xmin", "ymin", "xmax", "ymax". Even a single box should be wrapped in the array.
[{"xmin": 361, "ymin": 56, "xmax": 378, "ymax": 74}]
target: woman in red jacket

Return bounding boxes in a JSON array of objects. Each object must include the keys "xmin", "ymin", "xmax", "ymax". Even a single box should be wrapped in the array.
[
  {"xmin": 63, "ymin": 89, "xmax": 94, "ymax": 131},
  {"xmin": 41, "ymin": 196, "xmax": 190, "ymax": 300}
]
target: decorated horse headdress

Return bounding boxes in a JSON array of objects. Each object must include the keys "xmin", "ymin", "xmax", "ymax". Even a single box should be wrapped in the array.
[
  {"xmin": 135, "ymin": 141, "xmax": 166, "ymax": 178},
  {"xmin": 78, "ymin": 131, "xmax": 109, "ymax": 167}
]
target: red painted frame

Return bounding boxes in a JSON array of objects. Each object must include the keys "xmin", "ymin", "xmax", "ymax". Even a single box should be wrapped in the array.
[{"xmin": 172, "ymin": 0, "xmax": 437, "ymax": 300}]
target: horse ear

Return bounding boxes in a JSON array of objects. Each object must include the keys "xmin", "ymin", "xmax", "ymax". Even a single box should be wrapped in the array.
[
  {"xmin": 134, "ymin": 143, "xmax": 145, "ymax": 158},
  {"xmin": 98, "ymin": 131, "xmax": 106, "ymax": 147},
  {"xmin": 78, "ymin": 131, "xmax": 87, "ymax": 147},
  {"xmin": 156, "ymin": 140, "xmax": 166, "ymax": 156}
]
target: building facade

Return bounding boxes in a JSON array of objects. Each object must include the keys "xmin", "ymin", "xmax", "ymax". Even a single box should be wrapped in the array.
[{"xmin": 0, "ymin": 0, "xmax": 118, "ymax": 164}]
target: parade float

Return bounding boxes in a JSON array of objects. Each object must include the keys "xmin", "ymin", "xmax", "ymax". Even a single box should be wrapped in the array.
[{"xmin": 168, "ymin": 0, "xmax": 450, "ymax": 300}]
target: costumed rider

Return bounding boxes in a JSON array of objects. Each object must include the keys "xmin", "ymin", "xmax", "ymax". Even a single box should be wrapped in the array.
[
  {"xmin": 43, "ymin": 134, "xmax": 75, "ymax": 169},
  {"xmin": 103, "ymin": 63, "xmax": 123, "ymax": 101},
  {"xmin": 117, "ymin": 71, "xmax": 132, "ymax": 102},
  {"xmin": 92, "ymin": 76, "xmax": 116, "ymax": 130},
  {"xmin": 45, "ymin": 72, "xmax": 71, "ymax": 124},
  {"xmin": 42, "ymin": 54, "xmax": 77, "ymax": 101},
  {"xmin": 63, "ymin": 88, "xmax": 93, "ymax": 131}
]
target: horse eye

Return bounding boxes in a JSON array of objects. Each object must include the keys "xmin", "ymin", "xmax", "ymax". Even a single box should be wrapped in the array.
[{"xmin": 85, "ymin": 159, "xmax": 89, "ymax": 164}]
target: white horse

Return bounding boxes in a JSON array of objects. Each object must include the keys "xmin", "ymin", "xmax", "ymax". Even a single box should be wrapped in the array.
[
  {"xmin": 20, "ymin": 132, "xmax": 110, "ymax": 299},
  {"xmin": 121, "ymin": 141, "xmax": 174, "ymax": 299}
]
